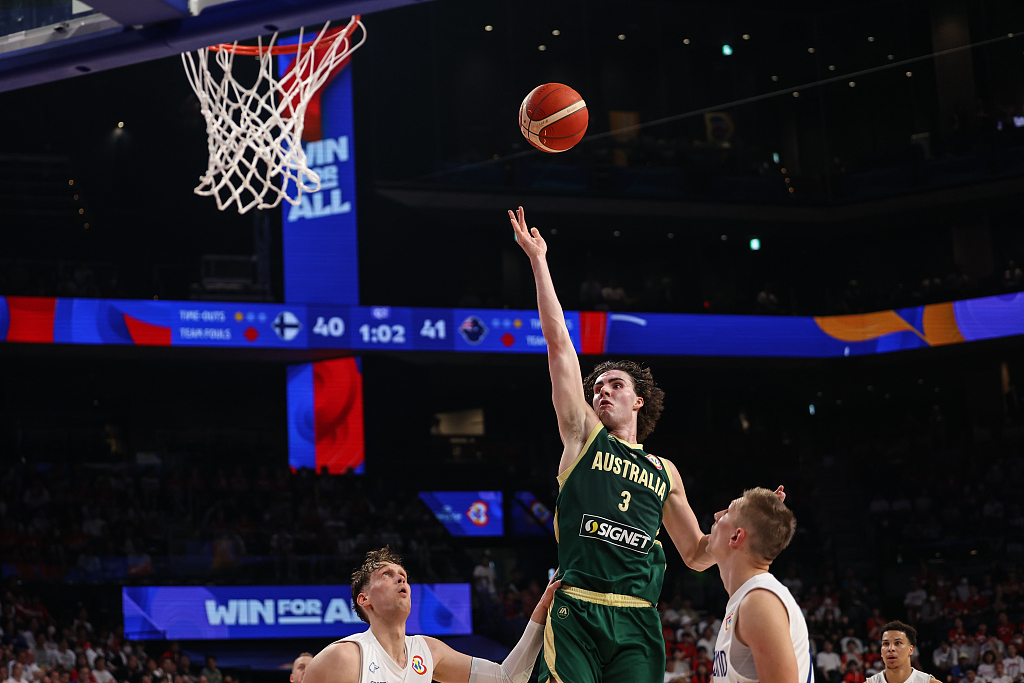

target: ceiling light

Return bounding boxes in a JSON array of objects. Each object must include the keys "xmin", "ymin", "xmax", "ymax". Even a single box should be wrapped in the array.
[
  {"xmin": 792, "ymin": 91, "xmax": 800, "ymax": 97},
  {"xmin": 849, "ymin": 81, "xmax": 856, "ymax": 87},
  {"xmin": 867, "ymin": 36, "xmax": 875, "ymax": 42},
  {"xmin": 552, "ymin": 29, "xmax": 560, "ymax": 36},
  {"xmin": 828, "ymin": 65, "xmax": 835, "ymax": 71},
  {"xmin": 484, "ymin": 25, "xmax": 493, "ymax": 31},
  {"xmin": 617, "ymin": 34, "xmax": 625, "ymax": 41},
  {"xmin": 807, "ymin": 47, "xmax": 815, "ymax": 53},
  {"xmin": 771, "ymin": 75, "xmax": 778, "ymax": 81},
  {"xmin": 749, "ymin": 238, "xmax": 761, "ymax": 251},
  {"xmin": 683, "ymin": 38, "xmax": 690, "ymax": 44},
  {"xmin": 742, "ymin": 34, "xmax": 750, "ymax": 40},
  {"xmin": 906, "ymin": 71, "xmax": 913, "ymax": 77},
  {"xmin": 538, "ymin": 45, "xmax": 546, "ymax": 51},
  {"xmin": 887, "ymin": 54, "xmax": 894, "ymax": 60},
  {"xmin": 722, "ymin": 44, "xmax": 733, "ymax": 55}
]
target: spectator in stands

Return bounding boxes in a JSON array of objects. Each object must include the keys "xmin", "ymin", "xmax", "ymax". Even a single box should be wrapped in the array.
[
  {"xmin": 1004, "ymin": 645, "xmax": 1024, "ymax": 682},
  {"xmin": 176, "ymin": 656, "xmax": 195, "ymax": 683},
  {"xmin": 90, "ymin": 658, "xmax": 113, "ymax": 683},
  {"xmin": 52, "ymin": 642, "xmax": 74, "ymax": 672},
  {"xmin": 199, "ymin": 658, "xmax": 220, "ymax": 683},
  {"xmin": 950, "ymin": 655, "xmax": 971, "ymax": 683},
  {"xmin": 935, "ymin": 641, "xmax": 958, "ymax": 679},
  {"xmin": 472, "ymin": 553, "xmax": 497, "ymax": 603},
  {"xmin": 696, "ymin": 627, "xmax": 716, "ymax": 658},
  {"xmin": 818, "ymin": 640, "xmax": 843, "ymax": 683},
  {"xmin": 992, "ymin": 662, "xmax": 1013, "ymax": 683},
  {"xmin": 691, "ymin": 661, "xmax": 711, "ymax": 683},
  {"xmin": 905, "ymin": 580, "xmax": 927, "ymax": 619},
  {"xmin": 6, "ymin": 663, "xmax": 28, "ymax": 683},
  {"xmin": 844, "ymin": 660, "xmax": 866, "ymax": 683},
  {"xmin": 843, "ymin": 641, "xmax": 864, "ymax": 670},
  {"xmin": 980, "ymin": 652, "xmax": 999, "ymax": 681},
  {"xmin": 998, "ymin": 616, "xmax": 1017, "ymax": 645},
  {"xmin": 842, "ymin": 628, "xmax": 866, "ymax": 656},
  {"xmin": 75, "ymin": 667, "xmax": 92, "ymax": 683},
  {"xmin": 984, "ymin": 638, "xmax": 1008, "ymax": 662}
]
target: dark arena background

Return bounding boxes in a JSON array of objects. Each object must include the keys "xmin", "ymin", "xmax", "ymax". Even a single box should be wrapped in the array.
[{"xmin": 1, "ymin": 0, "xmax": 1024, "ymax": 682}]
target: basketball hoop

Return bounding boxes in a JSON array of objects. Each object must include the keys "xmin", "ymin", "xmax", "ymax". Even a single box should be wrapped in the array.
[{"xmin": 182, "ymin": 16, "xmax": 365, "ymax": 213}]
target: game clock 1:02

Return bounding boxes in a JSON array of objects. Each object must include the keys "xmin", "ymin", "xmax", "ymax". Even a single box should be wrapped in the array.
[{"xmin": 358, "ymin": 324, "xmax": 406, "ymax": 344}]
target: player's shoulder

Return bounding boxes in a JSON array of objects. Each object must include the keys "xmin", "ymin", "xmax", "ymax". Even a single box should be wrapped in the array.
[
  {"xmin": 307, "ymin": 640, "xmax": 361, "ymax": 683},
  {"xmin": 864, "ymin": 671, "xmax": 886, "ymax": 683}
]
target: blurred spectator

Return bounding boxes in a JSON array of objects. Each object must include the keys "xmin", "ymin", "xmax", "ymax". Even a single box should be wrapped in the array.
[
  {"xmin": 817, "ymin": 640, "xmax": 842, "ymax": 683},
  {"xmin": 843, "ymin": 660, "xmax": 866, "ymax": 683},
  {"xmin": 935, "ymin": 641, "xmax": 958, "ymax": 679},
  {"xmin": 691, "ymin": 661, "xmax": 711, "ymax": 683},
  {"xmin": 1003, "ymin": 645, "xmax": 1024, "ymax": 681},
  {"xmin": 198, "ymin": 659, "xmax": 220, "ymax": 683},
  {"xmin": 472, "ymin": 553, "xmax": 497, "ymax": 603}
]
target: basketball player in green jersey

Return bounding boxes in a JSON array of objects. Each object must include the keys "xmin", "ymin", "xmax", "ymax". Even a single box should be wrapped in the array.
[{"xmin": 509, "ymin": 206, "xmax": 783, "ymax": 683}]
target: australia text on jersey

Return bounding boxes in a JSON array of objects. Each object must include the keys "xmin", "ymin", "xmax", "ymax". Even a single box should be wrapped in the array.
[{"xmin": 588, "ymin": 451, "xmax": 669, "ymax": 500}]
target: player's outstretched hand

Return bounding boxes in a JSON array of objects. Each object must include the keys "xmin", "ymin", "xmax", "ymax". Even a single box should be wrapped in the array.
[
  {"xmin": 529, "ymin": 575, "xmax": 562, "ymax": 624},
  {"xmin": 509, "ymin": 206, "xmax": 547, "ymax": 261},
  {"xmin": 774, "ymin": 485, "xmax": 786, "ymax": 503}
]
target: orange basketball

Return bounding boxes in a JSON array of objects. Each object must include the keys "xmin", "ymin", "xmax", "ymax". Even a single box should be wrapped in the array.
[{"xmin": 519, "ymin": 83, "xmax": 588, "ymax": 153}]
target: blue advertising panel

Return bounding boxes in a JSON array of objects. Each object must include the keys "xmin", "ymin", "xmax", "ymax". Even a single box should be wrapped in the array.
[
  {"xmin": 511, "ymin": 492, "xmax": 555, "ymax": 536},
  {"xmin": 123, "ymin": 584, "xmax": 471, "ymax": 640},
  {"xmin": 278, "ymin": 50, "xmax": 359, "ymax": 305},
  {"xmin": 419, "ymin": 491, "xmax": 504, "ymax": 537}
]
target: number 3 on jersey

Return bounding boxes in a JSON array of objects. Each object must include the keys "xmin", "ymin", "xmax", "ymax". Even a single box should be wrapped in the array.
[{"xmin": 618, "ymin": 491, "xmax": 631, "ymax": 511}]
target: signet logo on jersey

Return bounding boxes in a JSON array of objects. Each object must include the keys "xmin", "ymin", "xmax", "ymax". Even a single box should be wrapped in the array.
[{"xmin": 579, "ymin": 514, "xmax": 653, "ymax": 554}]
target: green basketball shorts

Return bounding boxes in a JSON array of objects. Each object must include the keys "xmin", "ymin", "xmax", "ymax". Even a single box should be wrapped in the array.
[{"xmin": 538, "ymin": 586, "xmax": 665, "ymax": 683}]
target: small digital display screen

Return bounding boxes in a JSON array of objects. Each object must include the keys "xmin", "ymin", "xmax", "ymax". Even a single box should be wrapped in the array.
[{"xmin": 419, "ymin": 491, "xmax": 504, "ymax": 536}]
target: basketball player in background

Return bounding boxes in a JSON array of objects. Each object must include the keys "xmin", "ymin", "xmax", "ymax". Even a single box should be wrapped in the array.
[
  {"xmin": 509, "ymin": 206, "xmax": 785, "ymax": 683},
  {"xmin": 866, "ymin": 623, "xmax": 942, "ymax": 683},
  {"xmin": 291, "ymin": 654, "xmax": 312, "ymax": 683},
  {"xmin": 707, "ymin": 488, "xmax": 811, "ymax": 683},
  {"xmin": 303, "ymin": 547, "xmax": 559, "ymax": 683}
]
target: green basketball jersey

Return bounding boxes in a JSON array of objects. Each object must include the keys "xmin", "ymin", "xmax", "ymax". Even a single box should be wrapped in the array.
[{"xmin": 554, "ymin": 422, "xmax": 672, "ymax": 605}]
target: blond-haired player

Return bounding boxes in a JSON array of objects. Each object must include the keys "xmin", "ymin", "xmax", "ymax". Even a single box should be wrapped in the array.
[{"xmin": 708, "ymin": 488, "xmax": 811, "ymax": 683}]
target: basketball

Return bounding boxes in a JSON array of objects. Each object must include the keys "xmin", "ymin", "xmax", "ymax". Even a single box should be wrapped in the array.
[{"xmin": 519, "ymin": 83, "xmax": 589, "ymax": 153}]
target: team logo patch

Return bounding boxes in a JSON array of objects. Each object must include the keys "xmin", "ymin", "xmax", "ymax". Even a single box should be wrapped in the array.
[
  {"xmin": 725, "ymin": 612, "xmax": 733, "ymax": 631},
  {"xmin": 411, "ymin": 656, "xmax": 427, "ymax": 675},
  {"xmin": 368, "ymin": 663, "xmax": 379, "ymax": 674},
  {"xmin": 556, "ymin": 606, "xmax": 569, "ymax": 619},
  {"xmin": 580, "ymin": 514, "xmax": 653, "ymax": 554},
  {"xmin": 645, "ymin": 454, "xmax": 663, "ymax": 470},
  {"xmin": 459, "ymin": 316, "xmax": 487, "ymax": 344}
]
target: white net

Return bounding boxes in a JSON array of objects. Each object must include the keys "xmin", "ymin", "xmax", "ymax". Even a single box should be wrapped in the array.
[{"xmin": 182, "ymin": 17, "xmax": 366, "ymax": 213}]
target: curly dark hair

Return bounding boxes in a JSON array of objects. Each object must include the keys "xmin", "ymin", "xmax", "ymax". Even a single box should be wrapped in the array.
[
  {"xmin": 583, "ymin": 360, "xmax": 665, "ymax": 442},
  {"xmin": 351, "ymin": 546, "xmax": 404, "ymax": 623}
]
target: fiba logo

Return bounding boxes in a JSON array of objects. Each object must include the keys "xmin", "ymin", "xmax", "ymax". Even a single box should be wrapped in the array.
[
  {"xmin": 411, "ymin": 656, "xmax": 426, "ymax": 675},
  {"xmin": 585, "ymin": 520, "xmax": 599, "ymax": 533},
  {"xmin": 466, "ymin": 501, "xmax": 490, "ymax": 527},
  {"xmin": 556, "ymin": 606, "xmax": 569, "ymax": 619}
]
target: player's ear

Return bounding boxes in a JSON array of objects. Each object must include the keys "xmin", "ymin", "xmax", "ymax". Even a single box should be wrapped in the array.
[
  {"xmin": 634, "ymin": 395, "xmax": 644, "ymax": 409},
  {"xmin": 730, "ymin": 527, "xmax": 744, "ymax": 547}
]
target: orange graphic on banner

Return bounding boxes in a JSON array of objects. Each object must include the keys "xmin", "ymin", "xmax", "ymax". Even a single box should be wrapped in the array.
[{"xmin": 814, "ymin": 302, "xmax": 965, "ymax": 347}]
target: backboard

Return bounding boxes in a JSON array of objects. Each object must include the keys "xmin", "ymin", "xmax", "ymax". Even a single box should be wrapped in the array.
[{"xmin": 0, "ymin": 0, "xmax": 430, "ymax": 93}]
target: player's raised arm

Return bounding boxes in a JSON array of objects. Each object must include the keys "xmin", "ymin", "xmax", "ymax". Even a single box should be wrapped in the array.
[
  {"xmin": 428, "ymin": 578, "xmax": 561, "ymax": 683},
  {"xmin": 509, "ymin": 206, "xmax": 597, "ymax": 467},
  {"xmin": 661, "ymin": 458, "xmax": 715, "ymax": 571}
]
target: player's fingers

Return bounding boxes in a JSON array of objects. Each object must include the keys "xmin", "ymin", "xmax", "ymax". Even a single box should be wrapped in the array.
[{"xmin": 531, "ymin": 227, "xmax": 540, "ymax": 238}]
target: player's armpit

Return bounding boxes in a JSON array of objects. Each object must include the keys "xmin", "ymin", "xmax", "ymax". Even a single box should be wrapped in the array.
[
  {"xmin": 305, "ymin": 642, "xmax": 360, "ymax": 683},
  {"xmin": 661, "ymin": 458, "xmax": 715, "ymax": 571},
  {"xmin": 735, "ymin": 589, "xmax": 798, "ymax": 683},
  {"xmin": 426, "ymin": 637, "xmax": 474, "ymax": 683}
]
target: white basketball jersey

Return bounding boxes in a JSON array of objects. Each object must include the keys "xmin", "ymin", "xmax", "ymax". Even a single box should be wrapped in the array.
[
  {"xmin": 866, "ymin": 669, "xmax": 932, "ymax": 683},
  {"xmin": 336, "ymin": 629, "xmax": 434, "ymax": 683},
  {"xmin": 713, "ymin": 573, "xmax": 812, "ymax": 683}
]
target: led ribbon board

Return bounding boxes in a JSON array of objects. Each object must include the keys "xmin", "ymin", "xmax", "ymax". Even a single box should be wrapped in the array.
[
  {"xmin": 277, "ymin": 40, "xmax": 359, "ymax": 305},
  {"xmin": 123, "ymin": 584, "xmax": 471, "ymax": 640},
  {"xmin": 1, "ymin": 294, "xmax": 1022, "ymax": 358}
]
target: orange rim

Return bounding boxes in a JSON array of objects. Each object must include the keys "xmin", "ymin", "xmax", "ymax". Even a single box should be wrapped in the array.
[{"xmin": 208, "ymin": 16, "xmax": 360, "ymax": 55}]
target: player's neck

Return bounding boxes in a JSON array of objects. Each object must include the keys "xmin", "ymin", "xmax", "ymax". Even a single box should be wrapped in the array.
[
  {"xmin": 883, "ymin": 662, "xmax": 913, "ymax": 683},
  {"xmin": 369, "ymin": 619, "xmax": 408, "ymax": 668},
  {"xmin": 720, "ymin": 558, "xmax": 769, "ymax": 596},
  {"xmin": 605, "ymin": 420, "xmax": 638, "ymax": 445}
]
